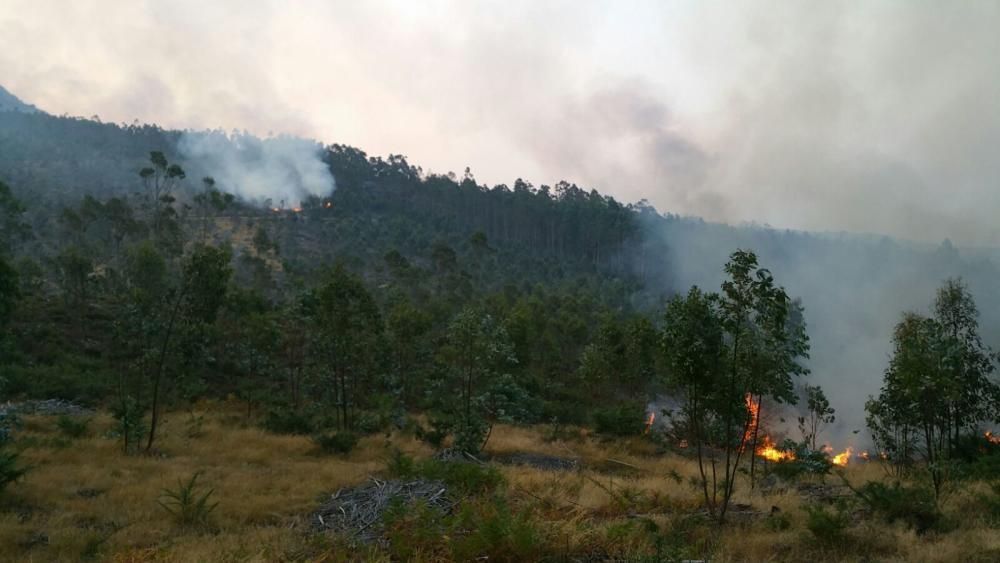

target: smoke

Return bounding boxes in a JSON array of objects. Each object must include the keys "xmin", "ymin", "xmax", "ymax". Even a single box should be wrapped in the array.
[
  {"xmin": 642, "ymin": 215, "xmax": 1000, "ymax": 448},
  {"xmin": 177, "ymin": 131, "xmax": 335, "ymax": 205}
]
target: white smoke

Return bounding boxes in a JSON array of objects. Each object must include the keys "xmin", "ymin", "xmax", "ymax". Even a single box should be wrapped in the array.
[{"xmin": 177, "ymin": 131, "xmax": 335, "ymax": 205}]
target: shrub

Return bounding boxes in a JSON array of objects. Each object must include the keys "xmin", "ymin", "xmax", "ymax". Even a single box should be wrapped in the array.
[
  {"xmin": 0, "ymin": 448, "xmax": 26, "ymax": 493},
  {"xmin": 416, "ymin": 460, "xmax": 504, "ymax": 496},
  {"xmin": 451, "ymin": 498, "xmax": 544, "ymax": 561},
  {"xmin": 262, "ymin": 407, "xmax": 314, "ymax": 435},
  {"xmin": 853, "ymin": 480, "xmax": 941, "ymax": 534},
  {"xmin": 804, "ymin": 503, "xmax": 850, "ymax": 544},
  {"xmin": 158, "ymin": 471, "xmax": 219, "ymax": 528},
  {"xmin": 417, "ymin": 416, "xmax": 451, "ymax": 448},
  {"xmin": 111, "ymin": 396, "xmax": 145, "ymax": 455},
  {"xmin": 592, "ymin": 403, "xmax": 645, "ymax": 436},
  {"xmin": 314, "ymin": 431, "xmax": 360, "ymax": 455},
  {"xmin": 765, "ymin": 511, "xmax": 792, "ymax": 531},
  {"xmin": 56, "ymin": 415, "xmax": 90, "ymax": 439},
  {"xmin": 386, "ymin": 452, "xmax": 504, "ymax": 496},
  {"xmin": 382, "ymin": 499, "xmax": 450, "ymax": 561},
  {"xmin": 769, "ymin": 440, "xmax": 833, "ymax": 481}
]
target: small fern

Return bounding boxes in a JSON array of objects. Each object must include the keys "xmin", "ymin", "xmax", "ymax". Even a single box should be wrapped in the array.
[{"xmin": 158, "ymin": 471, "xmax": 218, "ymax": 528}]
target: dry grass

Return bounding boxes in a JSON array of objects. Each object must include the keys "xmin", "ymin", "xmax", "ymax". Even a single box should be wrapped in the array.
[{"xmin": 1, "ymin": 410, "xmax": 996, "ymax": 561}]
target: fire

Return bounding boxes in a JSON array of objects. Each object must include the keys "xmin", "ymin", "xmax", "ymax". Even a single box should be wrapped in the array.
[
  {"xmin": 859, "ymin": 451, "xmax": 871, "ymax": 461},
  {"xmin": 291, "ymin": 207, "xmax": 303, "ymax": 213},
  {"xmin": 743, "ymin": 394, "xmax": 795, "ymax": 462},
  {"xmin": 324, "ymin": 201, "xmax": 332, "ymax": 208},
  {"xmin": 986, "ymin": 431, "xmax": 1000, "ymax": 445},
  {"xmin": 643, "ymin": 412, "xmax": 655, "ymax": 435},
  {"xmin": 742, "ymin": 393, "xmax": 759, "ymax": 451},
  {"xmin": 757, "ymin": 435, "xmax": 795, "ymax": 462},
  {"xmin": 831, "ymin": 447, "xmax": 853, "ymax": 466},
  {"xmin": 271, "ymin": 207, "xmax": 280, "ymax": 213}
]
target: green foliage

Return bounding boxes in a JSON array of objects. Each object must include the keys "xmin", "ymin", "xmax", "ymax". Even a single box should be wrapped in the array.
[
  {"xmin": 313, "ymin": 265, "xmax": 384, "ymax": 431},
  {"xmin": 451, "ymin": 498, "xmax": 543, "ymax": 562},
  {"xmin": 387, "ymin": 451, "xmax": 504, "ymax": 496},
  {"xmin": 798, "ymin": 384, "xmax": 834, "ymax": 450},
  {"xmin": 111, "ymin": 396, "xmax": 145, "ymax": 455},
  {"xmin": 765, "ymin": 511, "xmax": 792, "ymax": 531},
  {"xmin": 852, "ymin": 480, "xmax": 941, "ymax": 534},
  {"xmin": 769, "ymin": 440, "xmax": 833, "ymax": 480},
  {"xmin": 866, "ymin": 279, "xmax": 1000, "ymax": 493},
  {"xmin": 56, "ymin": 415, "xmax": 90, "ymax": 439},
  {"xmin": 804, "ymin": 503, "xmax": 850, "ymax": 544},
  {"xmin": 437, "ymin": 307, "xmax": 522, "ymax": 454},
  {"xmin": 592, "ymin": 403, "xmax": 646, "ymax": 436},
  {"xmin": 157, "ymin": 471, "xmax": 219, "ymax": 528},
  {"xmin": 381, "ymin": 499, "xmax": 450, "ymax": 561},
  {"xmin": 262, "ymin": 407, "xmax": 314, "ymax": 435},
  {"xmin": 0, "ymin": 448, "xmax": 26, "ymax": 493},
  {"xmin": 313, "ymin": 431, "xmax": 360, "ymax": 455}
]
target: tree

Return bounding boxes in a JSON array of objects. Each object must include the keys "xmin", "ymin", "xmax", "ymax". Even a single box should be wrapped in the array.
[
  {"xmin": 866, "ymin": 279, "xmax": 1000, "ymax": 497},
  {"xmin": 313, "ymin": 266, "xmax": 383, "ymax": 430},
  {"xmin": 661, "ymin": 286, "xmax": 725, "ymax": 513},
  {"xmin": 439, "ymin": 307, "xmax": 520, "ymax": 453},
  {"xmin": 138, "ymin": 151, "xmax": 185, "ymax": 250},
  {"xmin": 0, "ymin": 181, "xmax": 30, "ymax": 255},
  {"xmin": 798, "ymin": 384, "xmax": 835, "ymax": 450},
  {"xmin": 118, "ymin": 242, "xmax": 232, "ymax": 452},
  {"xmin": 662, "ymin": 250, "xmax": 808, "ymax": 523},
  {"xmin": 933, "ymin": 278, "xmax": 998, "ymax": 450},
  {"xmin": 385, "ymin": 297, "xmax": 433, "ymax": 408}
]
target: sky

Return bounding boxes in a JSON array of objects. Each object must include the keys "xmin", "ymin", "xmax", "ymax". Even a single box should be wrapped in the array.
[{"xmin": 2, "ymin": 1, "xmax": 1000, "ymax": 245}]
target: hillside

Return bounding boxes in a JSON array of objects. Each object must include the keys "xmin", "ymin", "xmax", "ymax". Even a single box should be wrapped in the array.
[{"xmin": 0, "ymin": 86, "xmax": 37, "ymax": 114}]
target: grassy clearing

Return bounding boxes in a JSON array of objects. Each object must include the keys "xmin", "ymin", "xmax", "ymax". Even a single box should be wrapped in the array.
[{"xmin": 0, "ymin": 403, "xmax": 997, "ymax": 561}]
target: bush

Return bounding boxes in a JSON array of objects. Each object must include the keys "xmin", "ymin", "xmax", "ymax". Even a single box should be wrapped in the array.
[
  {"xmin": 314, "ymin": 431, "xmax": 359, "ymax": 455},
  {"xmin": 765, "ymin": 511, "xmax": 792, "ymax": 531},
  {"xmin": 157, "ymin": 471, "xmax": 219, "ymax": 528},
  {"xmin": 451, "ymin": 498, "xmax": 544, "ymax": 561},
  {"xmin": 387, "ymin": 452, "xmax": 504, "ymax": 496},
  {"xmin": 592, "ymin": 403, "xmax": 645, "ymax": 436},
  {"xmin": 853, "ymin": 480, "xmax": 941, "ymax": 534},
  {"xmin": 111, "ymin": 396, "xmax": 145, "ymax": 455},
  {"xmin": 56, "ymin": 415, "xmax": 89, "ymax": 439},
  {"xmin": 262, "ymin": 407, "xmax": 314, "ymax": 435},
  {"xmin": 804, "ymin": 503, "xmax": 850, "ymax": 544},
  {"xmin": 0, "ymin": 448, "xmax": 26, "ymax": 493}
]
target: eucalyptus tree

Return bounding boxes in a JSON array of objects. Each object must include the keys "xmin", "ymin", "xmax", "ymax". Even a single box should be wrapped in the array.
[{"xmin": 662, "ymin": 250, "xmax": 809, "ymax": 523}]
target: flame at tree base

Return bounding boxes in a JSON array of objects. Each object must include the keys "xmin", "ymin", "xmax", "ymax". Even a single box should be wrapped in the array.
[{"xmin": 756, "ymin": 435, "xmax": 795, "ymax": 462}]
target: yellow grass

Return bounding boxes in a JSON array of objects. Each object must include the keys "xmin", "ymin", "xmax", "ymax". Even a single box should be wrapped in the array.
[{"xmin": 1, "ymin": 409, "xmax": 997, "ymax": 561}]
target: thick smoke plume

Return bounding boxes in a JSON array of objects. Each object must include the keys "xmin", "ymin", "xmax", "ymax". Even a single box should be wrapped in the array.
[{"xmin": 177, "ymin": 131, "xmax": 335, "ymax": 205}]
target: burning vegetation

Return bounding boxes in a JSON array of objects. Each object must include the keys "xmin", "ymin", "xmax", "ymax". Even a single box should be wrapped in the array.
[{"xmin": 741, "ymin": 393, "xmax": 854, "ymax": 467}]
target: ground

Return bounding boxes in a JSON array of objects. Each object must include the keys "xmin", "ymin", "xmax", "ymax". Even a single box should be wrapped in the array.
[{"xmin": 1, "ymin": 402, "xmax": 997, "ymax": 562}]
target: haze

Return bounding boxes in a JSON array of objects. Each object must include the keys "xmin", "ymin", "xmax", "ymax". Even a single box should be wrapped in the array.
[{"xmin": 2, "ymin": 0, "xmax": 999, "ymax": 245}]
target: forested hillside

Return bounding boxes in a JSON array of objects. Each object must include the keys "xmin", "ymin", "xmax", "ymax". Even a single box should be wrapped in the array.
[{"xmin": 3, "ymin": 92, "xmax": 1000, "ymax": 563}]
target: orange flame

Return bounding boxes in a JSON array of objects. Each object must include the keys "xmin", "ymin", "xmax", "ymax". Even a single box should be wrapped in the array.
[
  {"xmin": 742, "ymin": 394, "xmax": 759, "ymax": 451},
  {"xmin": 324, "ymin": 201, "xmax": 333, "ymax": 209},
  {"xmin": 744, "ymin": 394, "xmax": 795, "ymax": 462},
  {"xmin": 643, "ymin": 412, "xmax": 655, "ymax": 435},
  {"xmin": 291, "ymin": 207, "xmax": 303, "ymax": 213},
  {"xmin": 831, "ymin": 447, "xmax": 853, "ymax": 466},
  {"xmin": 986, "ymin": 431, "xmax": 1000, "ymax": 445},
  {"xmin": 757, "ymin": 435, "xmax": 795, "ymax": 462}
]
